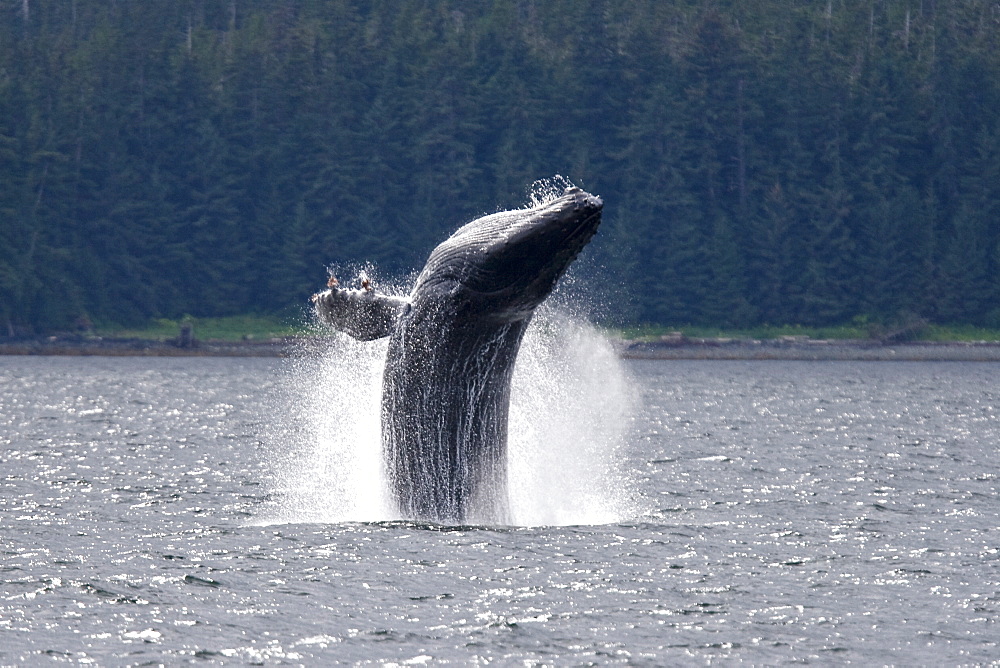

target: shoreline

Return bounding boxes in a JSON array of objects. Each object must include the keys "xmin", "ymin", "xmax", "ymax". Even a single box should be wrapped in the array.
[
  {"xmin": 0, "ymin": 336, "xmax": 297, "ymax": 358},
  {"xmin": 3, "ymin": 334, "xmax": 1000, "ymax": 361},
  {"xmin": 616, "ymin": 337, "xmax": 1000, "ymax": 362}
]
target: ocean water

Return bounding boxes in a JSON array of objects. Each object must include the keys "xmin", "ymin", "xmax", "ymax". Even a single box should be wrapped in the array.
[{"xmin": 2, "ymin": 340, "xmax": 999, "ymax": 664}]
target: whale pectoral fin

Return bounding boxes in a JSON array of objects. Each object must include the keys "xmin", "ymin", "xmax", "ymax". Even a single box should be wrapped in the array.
[{"xmin": 312, "ymin": 288, "xmax": 408, "ymax": 341}]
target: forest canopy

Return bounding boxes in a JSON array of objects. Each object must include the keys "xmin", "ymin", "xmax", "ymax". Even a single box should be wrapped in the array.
[{"xmin": 2, "ymin": 0, "xmax": 999, "ymax": 334}]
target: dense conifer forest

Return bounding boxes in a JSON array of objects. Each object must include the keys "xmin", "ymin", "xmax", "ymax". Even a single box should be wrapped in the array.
[{"xmin": 2, "ymin": 0, "xmax": 999, "ymax": 334}]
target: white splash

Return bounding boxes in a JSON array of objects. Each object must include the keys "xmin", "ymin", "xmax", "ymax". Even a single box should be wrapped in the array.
[
  {"xmin": 507, "ymin": 306, "xmax": 636, "ymax": 526},
  {"xmin": 257, "ymin": 305, "xmax": 636, "ymax": 527},
  {"xmin": 526, "ymin": 174, "xmax": 576, "ymax": 208},
  {"xmin": 257, "ymin": 334, "xmax": 396, "ymax": 524}
]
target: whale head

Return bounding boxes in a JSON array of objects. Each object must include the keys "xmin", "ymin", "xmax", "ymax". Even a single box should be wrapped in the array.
[{"xmin": 414, "ymin": 187, "xmax": 603, "ymax": 321}]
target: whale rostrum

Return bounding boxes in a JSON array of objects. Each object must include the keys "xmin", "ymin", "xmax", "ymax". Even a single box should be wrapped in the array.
[{"xmin": 313, "ymin": 186, "xmax": 603, "ymax": 523}]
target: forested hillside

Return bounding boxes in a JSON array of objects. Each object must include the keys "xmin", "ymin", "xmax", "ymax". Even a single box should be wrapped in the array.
[{"xmin": 2, "ymin": 1, "xmax": 999, "ymax": 333}]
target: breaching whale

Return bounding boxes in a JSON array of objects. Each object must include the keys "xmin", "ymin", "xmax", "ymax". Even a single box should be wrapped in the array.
[{"xmin": 312, "ymin": 186, "xmax": 603, "ymax": 523}]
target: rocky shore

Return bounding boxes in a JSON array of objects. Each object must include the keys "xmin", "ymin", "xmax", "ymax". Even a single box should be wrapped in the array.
[{"xmin": 3, "ymin": 333, "xmax": 1000, "ymax": 361}]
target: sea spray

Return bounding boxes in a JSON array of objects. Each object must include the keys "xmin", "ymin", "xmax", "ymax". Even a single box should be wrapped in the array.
[
  {"xmin": 258, "ymin": 333, "xmax": 395, "ymax": 524},
  {"xmin": 507, "ymin": 305, "xmax": 637, "ymax": 525},
  {"xmin": 257, "ymin": 302, "xmax": 637, "ymax": 527}
]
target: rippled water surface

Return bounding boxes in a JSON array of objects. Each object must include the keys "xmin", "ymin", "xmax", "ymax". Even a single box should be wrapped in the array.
[{"xmin": 2, "ymin": 355, "xmax": 999, "ymax": 665}]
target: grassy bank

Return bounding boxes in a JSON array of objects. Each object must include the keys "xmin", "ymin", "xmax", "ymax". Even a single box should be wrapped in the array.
[
  {"xmin": 95, "ymin": 315, "xmax": 309, "ymax": 342},
  {"xmin": 618, "ymin": 324, "xmax": 1000, "ymax": 343}
]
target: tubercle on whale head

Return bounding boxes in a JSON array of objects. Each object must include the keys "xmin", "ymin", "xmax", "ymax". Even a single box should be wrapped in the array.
[{"xmin": 415, "ymin": 187, "xmax": 603, "ymax": 320}]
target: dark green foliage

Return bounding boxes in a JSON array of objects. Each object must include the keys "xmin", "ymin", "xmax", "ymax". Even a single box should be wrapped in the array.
[{"xmin": 2, "ymin": 0, "xmax": 1000, "ymax": 332}]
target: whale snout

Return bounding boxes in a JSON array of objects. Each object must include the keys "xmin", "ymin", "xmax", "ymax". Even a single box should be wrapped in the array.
[
  {"xmin": 558, "ymin": 186, "xmax": 602, "ymax": 212},
  {"xmin": 552, "ymin": 189, "xmax": 603, "ymax": 241},
  {"xmin": 534, "ymin": 188, "xmax": 602, "ymax": 241}
]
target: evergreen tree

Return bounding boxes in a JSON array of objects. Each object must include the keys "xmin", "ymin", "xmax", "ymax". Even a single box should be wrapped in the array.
[{"xmin": 2, "ymin": 0, "xmax": 1000, "ymax": 332}]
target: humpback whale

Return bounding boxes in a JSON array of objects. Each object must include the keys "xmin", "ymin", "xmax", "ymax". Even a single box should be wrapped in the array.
[{"xmin": 312, "ymin": 186, "xmax": 603, "ymax": 523}]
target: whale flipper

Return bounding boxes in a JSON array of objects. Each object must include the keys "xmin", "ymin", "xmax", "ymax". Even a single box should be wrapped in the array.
[{"xmin": 313, "ymin": 287, "xmax": 409, "ymax": 341}]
